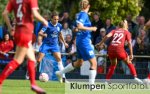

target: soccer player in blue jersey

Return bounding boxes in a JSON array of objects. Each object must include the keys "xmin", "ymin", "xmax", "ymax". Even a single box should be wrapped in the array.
[
  {"xmin": 37, "ymin": 11, "xmax": 68, "ymax": 82},
  {"xmin": 56, "ymin": 0, "xmax": 97, "ymax": 84}
]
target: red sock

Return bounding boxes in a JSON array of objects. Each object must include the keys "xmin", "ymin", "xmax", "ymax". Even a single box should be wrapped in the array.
[
  {"xmin": 0, "ymin": 60, "xmax": 19, "ymax": 84},
  {"xmin": 27, "ymin": 60, "xmax": 36, "ymax": 85},
  {"xmin": 106, "ymin": 65, "xmax": 116, "ymax": 80},
  {"xmin": 127, "ymin": 63, "xmax": 137, "ymax": 77},
  {"xmin": 147, "ymin": 73, "xmax": 150, "ymax": 79}
]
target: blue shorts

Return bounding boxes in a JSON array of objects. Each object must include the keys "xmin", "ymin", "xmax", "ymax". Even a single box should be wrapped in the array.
[
  {"xmin": 76, "ymin": 43, "xmax": 95, "ymax": 61},
  {"xmin": 39, "ymin": 43, "xmax": 60, "ymax": 54}
]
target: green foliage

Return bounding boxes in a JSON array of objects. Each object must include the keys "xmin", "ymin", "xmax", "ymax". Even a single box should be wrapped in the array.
[
  {"xmin": 140, "ymin": 0, "xmax": 150, "ymax": 20},
  {"xmin": 89, "ymin": 0, "xmax": 142, "ymax": 25},
  {"xmin": 0, "ymin": 0, "xmax": 8, "ymax": 24},
  {"xmin": 0, "ymin": 0, "xmax": 145, "ymax": 25},
  {"xmin": 38, "ymin": 0, "xmax": 62, "ymax": 14}
]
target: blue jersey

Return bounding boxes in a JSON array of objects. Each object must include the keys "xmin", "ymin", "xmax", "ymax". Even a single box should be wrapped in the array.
[
  {"xmin": 75, "ymin": 11, "xmax": 95, "ymax": 61},
  {"xmin": 76, "ymin": 11, "xmax": 92, "ymax": 44},
  {"xmin": 42, "ymin": 22, "xmax": 62, "ymax": 45}
]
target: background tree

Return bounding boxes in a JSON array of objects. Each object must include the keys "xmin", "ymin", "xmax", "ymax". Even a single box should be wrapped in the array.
[
  {"xmin": 0, "ymin": 0, "xmax": 8, "ymax": 25},
  {"xmin": 0, "ymin": 0, "xmax": 147, "ymax": 24},
  {"xmin": 140, "ymin": 0, "xmax": 150, "ymax": 21},
  {"xmin": 89, "ymin": 0, "xmax": 142, "ymax": 24}
]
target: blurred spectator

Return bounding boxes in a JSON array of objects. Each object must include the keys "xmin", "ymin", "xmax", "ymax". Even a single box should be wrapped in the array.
[
  {"xmin": 0, "ymin": 32, "xmax": 14, "ymax": 59},
  {"xmin": 137, "ymin": 16, "xmax": 145, "ymax": 36},
  {"xmin": 61, "ymin": 22, "xmax": 72, "ymax": 39},
  {"xmin": 65, "ymin": 34, "xmax": 72, "ymax": 53},
  {"xmin": 135, "ymin": 16, "xmax": 140, "ymax": 25},
  {"xmin": 69, "ymin": 37, "xmax": 77, "ymax": 63},
  {"xmin": 97, "ymin": 43, "xmax": 107, "ymax": 74},
  {"xmin": 134, "ymin": 29, "xmax": 149, "ymax": 55},
  {"xmin": 95, "ymin": 28, "xmax": 107, "ymax": 46},
  {"xmin": 92, "ymin": 11, "xmax": 104, "ymax": 45},
  {"xmin": 33, "ymin": 35, "xmax": 43, "ymax": 53},
  {"xmin": 126, "ymin": 14, "xmax": 138, "ymax": 39},
  {"xmin": 59, "ymin": 11, "xmax": 72, "ymax": 28},
  {"xmin": 65, "ymin": 34, "xmax": 73, "ymax": 63},
  {"xmin": 104, "ymin": 18, "xmax": 116, "ymax": 34}
]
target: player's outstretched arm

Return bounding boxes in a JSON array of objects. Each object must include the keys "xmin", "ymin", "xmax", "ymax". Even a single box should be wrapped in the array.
[
  {"xmin": 2, "ymin": 10, "xmax": 13, "ymax": 31},
  {"xmin": 95, "ymin": 32, "xmax": 112, "ymax": 47},
  {"xmin": 77, "ymin": 23, "xmax": 97, "ymax": 32},
  {"xmin": 32, "ymin": 9, "xmax": 48, "ymax": 27}
]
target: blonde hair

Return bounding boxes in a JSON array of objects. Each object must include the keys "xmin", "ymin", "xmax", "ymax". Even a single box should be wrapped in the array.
[
  {"xmin": 80, "ymin": 0, "xmax": 89, "ymax": 9},
  {"xmin": 123, "ymin": 20, "xmax": 128, "ymax": 30},
  {"xmin": 118, "ymin": 20, "xmax": 128, "ymax": 30}
]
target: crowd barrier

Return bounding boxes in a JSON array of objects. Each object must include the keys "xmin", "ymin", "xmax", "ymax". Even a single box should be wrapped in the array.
[{"xmin": 0, "ymin": 52, "xmax": 150, "ymax": 80}]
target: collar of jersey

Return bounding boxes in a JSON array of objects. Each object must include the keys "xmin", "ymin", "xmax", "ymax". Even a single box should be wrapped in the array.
[{"xmin": 49, "ymin": 21, "xmax": 58, "ymax": 27}]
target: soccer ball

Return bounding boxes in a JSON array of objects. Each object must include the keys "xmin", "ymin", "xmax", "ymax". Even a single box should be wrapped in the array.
[{"xmin": 39, "ymin": 73, "xmax": 49, "ymax": 82}]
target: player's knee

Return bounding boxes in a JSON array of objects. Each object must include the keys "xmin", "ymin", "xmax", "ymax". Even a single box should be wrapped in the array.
[
  {"xmin": 74, "ymin": 61, "xmax": 83, "ymax": 67},
  {"xmin": 56, "ymin": 58, "xmax": 61, "ymax": 62},
  {"xmin": 37, "ymin": 58, "xmax": 42, "ymax": 63}
]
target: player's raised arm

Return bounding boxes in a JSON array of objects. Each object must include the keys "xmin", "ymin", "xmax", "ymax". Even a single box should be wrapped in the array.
[{"xmin": 32, "ymin": 9, "xmax": 48, "ymax": 27}]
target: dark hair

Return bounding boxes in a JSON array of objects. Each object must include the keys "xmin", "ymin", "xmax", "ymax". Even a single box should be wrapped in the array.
[
  {"xmin": 3, "ymin": 32, "xmax": 11, "ymax": 41},
  {"xmin": 51, "ymin": 11, "xmax": 59, "ymax": 18}
]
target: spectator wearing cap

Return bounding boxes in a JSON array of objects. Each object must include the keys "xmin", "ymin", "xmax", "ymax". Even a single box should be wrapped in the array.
[{"xmin": 95, "ymin": 28, "xmax": 107, "ymax": 46}]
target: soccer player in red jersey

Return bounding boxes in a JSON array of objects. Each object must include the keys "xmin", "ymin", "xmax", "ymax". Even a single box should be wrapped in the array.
[
  {"xmin": 0, "ymin": 0, "xmax": 48, "ymax": 94},
  {"xmin": 96, "ymin": 20, "xmax": 142, "ymax": 83}
]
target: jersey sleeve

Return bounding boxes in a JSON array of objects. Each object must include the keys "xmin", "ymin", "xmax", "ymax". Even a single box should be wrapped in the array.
[
  {"xmin": 6, "ymin": 0, "xmax": 13, "ymax": 13},
  {"xmin": 76, "ymin": 12, "xmax": 87, "ymax": 25},
  {"xmin": 30, "ymin": 0, "xmax": 39, "ymax": 9},
  {"xmin": 41, "ymin": 26, "xmax": 47, "ymax": 33},
  {"xmin": 59, "ymin": 24, "xmax": 63, "ymax": 32},
  {"xmin": 126, "ymin": 31, "xmax": 131, "ymax": 41}
]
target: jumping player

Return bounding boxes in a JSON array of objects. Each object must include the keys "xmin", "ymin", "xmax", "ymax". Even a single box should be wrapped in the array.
[
  {"xmin": 0, "ymin": 0, "xmax": 48, "ymax": 94},
  {"xmin": 96, "ymin": 20, "xmax": 143, "ymax": 83},
  {"xmin": 56, "ymin": 0, "xmax": 97, "ymax": 84},
  {"xmin": 37, "ymin": 12, "xmax": 68, "ymax": 83}
]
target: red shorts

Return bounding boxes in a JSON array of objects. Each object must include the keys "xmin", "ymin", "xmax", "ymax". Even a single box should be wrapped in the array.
[
  {"xmin": 108, "ymin": 51, "xmax": 128, "ymax": 60},
  {"xmin": 14, "ymin": 28, "xmax": 32, "ymax": 48}
]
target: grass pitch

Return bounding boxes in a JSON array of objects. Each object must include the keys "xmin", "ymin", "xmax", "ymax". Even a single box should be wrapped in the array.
[
  {"xmin": 2, "ymin": 79, "xmax": 64, "ymax": 94},
  {"xmin": 1, "ymin": 79, "xmax": 150, "ymax": 94}
]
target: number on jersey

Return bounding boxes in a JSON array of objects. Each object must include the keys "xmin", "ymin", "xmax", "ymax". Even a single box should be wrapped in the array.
[
  {"xmin": 17, "ymin": 4, "xmax": 23, "ymax": 21},
  {"xmin": 112, "ymin": 33, "xmax": 124, "ymax": 44}
]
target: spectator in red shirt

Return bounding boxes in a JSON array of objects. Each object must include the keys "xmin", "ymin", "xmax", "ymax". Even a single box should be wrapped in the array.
[{"xmin": 0, "ymin": 33, "xmax": 14, "ymax": 59}]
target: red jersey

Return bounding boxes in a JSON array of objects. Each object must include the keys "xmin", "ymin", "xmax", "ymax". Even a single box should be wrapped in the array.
[
  {"xmin": 108, "ymin": 28, "xmax": 131, "ymax": 53},
  {"xmin": 0, "ymin": 40, "xmax": 14, "ymax": 59},
  {"xmin": 6, "ymin": 0, "xmax": 38, "ymax": 32},
  {"xmin": 0, "ymin": 40, "xmax": 14, "ymax": 53}
]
